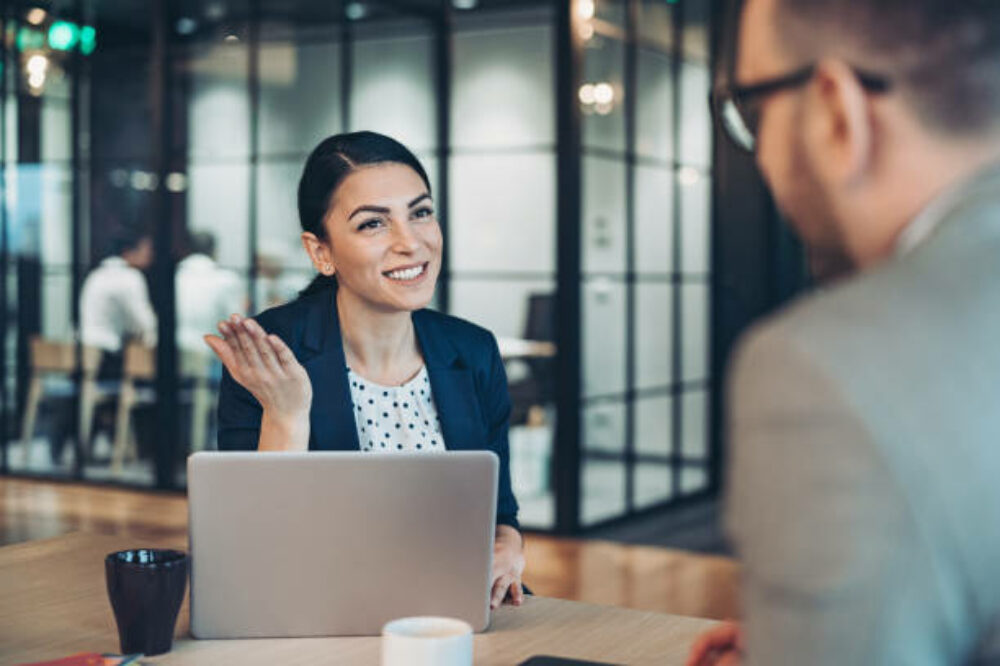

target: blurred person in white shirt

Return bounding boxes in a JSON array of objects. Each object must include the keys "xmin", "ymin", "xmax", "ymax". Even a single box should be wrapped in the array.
[
  {"xmin": 176, "ymin": 231, "xmax": 244, "ymax": 354},
  {"xmin": 72, "ymin": 229, "xmax": 156, "ymax": 462},
  {"xmin": 255, "ymin": 239, "xmax": 306, "ymax": 308},
  {"xmin": 80, "ymin": 229, "xmax": 157, "ymax": 363}
]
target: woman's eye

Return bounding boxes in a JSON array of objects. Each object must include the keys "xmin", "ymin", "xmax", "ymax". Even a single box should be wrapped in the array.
[
  {"xmin": 358, "ymin": 218, "xmax": 384, "ymax": 231},
  {"xmin": 413, "ymin": 207, "xmax": 434, "ymax": 219}
]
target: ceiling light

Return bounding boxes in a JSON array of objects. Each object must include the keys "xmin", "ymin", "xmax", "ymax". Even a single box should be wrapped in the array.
[
  {"xmin": 48, "ymin": 21, "xmax": 79, "ymax": 51},
  {"xmin": 26, "ymin": 54, "xmax": 48, "ymax": 74},
  {"xmin": 165, "ymin": 173, "xmax": 188, "ymax": 193},
  {"xmin": 79, "ymin": 26, "xmax": 97, "ymax": 55},
  {"xmin": 16, "ymin": 27, "xmax": 45, "ymax": 51},
  {"xmin": 109, "ymin": 170, "xmax": 129, "ymax": 188},
  {"xmin": 452, "ymin": 0, "xmax": 478, "ymax": 8},
  {"xmin": 130, "ymin": 171, "xmax": 157, "ymax": 191},
  {"xmin": 346, "ymin": 2, "xmax": 367, "ymax": 20},
  {"xmin": 205, "ymin": 3, "xmax": 225, "ymax": 21},
  {"xmin": 176, "ymin": 18, "xmax": 198, "ymax": 35},
  {"xmin": 593, "ymin": 82, "xmax": 614, "ymax": 105},
  {"xmin": 25, "ymin": 8, "xmax": 47, "ymax": 26}
]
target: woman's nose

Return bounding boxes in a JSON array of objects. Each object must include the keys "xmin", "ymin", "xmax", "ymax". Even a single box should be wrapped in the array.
[{"xmin": 391, "ymin": 221, "xmax": 421, "ymax": 253}]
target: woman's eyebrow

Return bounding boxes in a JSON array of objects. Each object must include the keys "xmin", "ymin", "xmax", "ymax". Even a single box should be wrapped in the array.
[
  {"xmin": 348, "ymin": 204, "xmax": 390, "ymax": 221},
  {"xmin": 408, "ymin": 193, "xmax": 431, "ymax": 207},
  {"xmin": 347, "ymin": 194, "xmax": 431, "ymax": 220}
]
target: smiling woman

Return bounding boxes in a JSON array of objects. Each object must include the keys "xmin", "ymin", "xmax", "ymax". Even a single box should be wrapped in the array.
[{"xmin": 202, "ymin": 131, "xmax": 526, "ymax": 610}]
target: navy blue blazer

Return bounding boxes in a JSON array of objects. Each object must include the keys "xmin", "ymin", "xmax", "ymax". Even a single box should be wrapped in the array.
[{"xmin": 216, "ymin": 287, "xmax": 520, "ymax": 529}]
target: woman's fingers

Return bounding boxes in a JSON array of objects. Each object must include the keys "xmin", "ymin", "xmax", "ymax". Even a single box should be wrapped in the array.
[
  {"xmin": 267, "ymin": 333, "xmax": 299, "ymax": 370},
  {"xmin": 204, "ymin": 334, "xmax": 237, "ymax": 372},
  {"xmin": 229, "ymin": 314, "xmax": 265, "ymax": 368},
  {"xmin": 491, "ymin": 573, "xmax": 515, "ymax": 609},
  {"xmin": 218, "ymin": 319, "xmax": 247, "ymax": 367},
  {"xmin": 510, "ymin": 579, "xmax": 524, "ymax": 605},
  {"xmin": 242, "ymin": 318, "xmax": 282, "ymax": 374}
]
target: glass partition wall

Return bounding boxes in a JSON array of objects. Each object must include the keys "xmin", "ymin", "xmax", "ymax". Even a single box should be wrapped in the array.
[
  {"xmin": 0, "ymin": 0, "xmax": 714, "ymax": 535},
  {"xmin": 577, "ymin": 0, "xmax": 712, "ymax": 528}
]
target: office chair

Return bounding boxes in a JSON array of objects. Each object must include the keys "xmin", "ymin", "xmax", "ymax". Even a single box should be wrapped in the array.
[{"xmin": 19, "ymin": 336, "xmax": 104, "ymax": 467}]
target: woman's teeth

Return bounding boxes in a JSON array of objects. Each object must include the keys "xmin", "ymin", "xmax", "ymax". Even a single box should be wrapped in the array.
[{"xmin": 385, "ymin": 264, "xmax": 425, "ymax": 281}]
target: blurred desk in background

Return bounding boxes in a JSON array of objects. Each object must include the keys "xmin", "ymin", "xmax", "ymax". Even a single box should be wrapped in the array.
[{"xmin": 498, "ymin": 337, "xmax": 557, "ymax": 360}]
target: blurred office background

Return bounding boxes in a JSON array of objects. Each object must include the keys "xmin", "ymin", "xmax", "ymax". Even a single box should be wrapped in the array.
[{"xmin": 0, "ymin": 0, "xmax": 804, "ymax": 537}]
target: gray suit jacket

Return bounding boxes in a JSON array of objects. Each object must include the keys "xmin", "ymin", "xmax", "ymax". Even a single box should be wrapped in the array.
[{"xmin": 726, "ymin": 163, "xmax": 1000, "ymax": 666}]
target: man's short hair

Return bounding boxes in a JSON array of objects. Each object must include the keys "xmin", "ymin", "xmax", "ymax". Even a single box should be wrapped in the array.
[
  {"xmin": 188, "ymin": 230, "xmax": 216, "ymax": 258},
  {"xmin": 108, "ymin": 227, "xmax": 149, "ymax": 257},
  {"xmin": 774, "ymin": 0, "xmax": 1000, "ymax": 135}
]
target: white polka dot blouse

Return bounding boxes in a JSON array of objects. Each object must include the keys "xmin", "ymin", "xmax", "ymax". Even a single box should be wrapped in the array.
[{"xmin": 347, "ymin": 365, "xmax": 444, "ymax": 453}]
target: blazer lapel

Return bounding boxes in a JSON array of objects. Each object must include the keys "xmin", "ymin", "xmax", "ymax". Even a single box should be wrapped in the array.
[
  {"xmin": 301, "ymin": 288, "xmax": 360, "ymax": 451},
  {"xmin": 414, "ymin": 311, "xmax": 483, "ymax": 452}
]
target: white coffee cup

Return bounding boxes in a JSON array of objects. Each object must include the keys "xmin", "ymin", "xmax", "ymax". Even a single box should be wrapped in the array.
[{"xmin": 381, "ymin": 616, "xmax": 473, "ymax": 666}]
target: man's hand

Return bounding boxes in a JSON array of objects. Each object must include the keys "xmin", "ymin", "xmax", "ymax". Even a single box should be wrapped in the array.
[{"xmin": 686, "ymin": 621, "xmax": 743, "ymax": 666}]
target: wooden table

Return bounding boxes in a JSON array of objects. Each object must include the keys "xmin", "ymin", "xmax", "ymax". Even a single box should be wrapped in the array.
[{"xmin": 0, "ymin": 532, "xmax": 719, "ymax": 665}]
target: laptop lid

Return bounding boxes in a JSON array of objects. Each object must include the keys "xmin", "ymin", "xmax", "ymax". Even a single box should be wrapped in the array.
[{"xmin": 187, "ymin": 451, "xmax": 498, "ymax": 638}]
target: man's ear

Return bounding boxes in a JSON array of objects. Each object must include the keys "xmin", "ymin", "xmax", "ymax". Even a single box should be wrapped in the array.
[
  {"xmin": 803, "ymin": 58, "xmax": 875, "ymax": 190},
  {"xmin": 301, "ymin": 232, "xmax": 336, "ymax": 276}
]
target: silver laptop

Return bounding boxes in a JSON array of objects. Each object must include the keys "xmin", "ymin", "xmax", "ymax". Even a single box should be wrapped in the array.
[{"xmin": 187, "ymin": 451, "xmax": 498, "ymax": 638}]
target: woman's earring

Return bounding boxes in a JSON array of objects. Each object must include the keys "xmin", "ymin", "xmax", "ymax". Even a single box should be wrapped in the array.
[{"xmin": 324, "ymin": 264, "xmax": 334, "ymax": 274}]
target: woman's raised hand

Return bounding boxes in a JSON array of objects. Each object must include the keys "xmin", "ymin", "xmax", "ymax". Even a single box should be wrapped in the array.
[{"xmin": 204, "ymin": 314, "xmax": 312, "ymax": 451}]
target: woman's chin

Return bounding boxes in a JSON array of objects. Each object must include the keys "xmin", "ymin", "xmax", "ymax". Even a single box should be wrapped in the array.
[{"xmin": 380, "ymin": 285, "xmax": 437, "ymax": 313}]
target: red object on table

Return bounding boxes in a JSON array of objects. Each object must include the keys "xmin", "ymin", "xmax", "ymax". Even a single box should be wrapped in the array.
[{"xmin": 18, "ymin": 653, "xmax": 136, "ymax": 666}]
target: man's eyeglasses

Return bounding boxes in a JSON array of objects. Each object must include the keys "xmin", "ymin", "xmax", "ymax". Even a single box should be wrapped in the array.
[{"xmin": 711, "ymin": 64, "xmax": 892, "ymax": 153}]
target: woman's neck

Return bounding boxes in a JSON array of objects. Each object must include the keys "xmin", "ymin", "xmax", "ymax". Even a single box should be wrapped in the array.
[{"xmin": 336, "ymin": 288, "xmax": 423, "ymax": 386}]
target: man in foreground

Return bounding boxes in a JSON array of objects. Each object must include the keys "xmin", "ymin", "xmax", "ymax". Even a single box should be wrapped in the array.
[{"xmin": 689, "ymin": 0, "xmax": 1000, "ymax": 663}]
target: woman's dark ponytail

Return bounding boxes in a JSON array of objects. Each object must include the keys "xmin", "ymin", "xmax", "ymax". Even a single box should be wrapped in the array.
[{"xmin": 296, "ymin": 131, "xmax": 431, "ymax": 299}]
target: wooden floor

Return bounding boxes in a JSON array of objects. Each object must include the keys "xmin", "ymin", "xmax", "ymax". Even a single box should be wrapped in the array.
[{"xmin": 0, "ymin": 477, "xmax": 740, "ymax": 620}]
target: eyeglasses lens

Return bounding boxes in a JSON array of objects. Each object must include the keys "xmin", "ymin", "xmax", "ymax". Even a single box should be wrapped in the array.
[{"xmin": 721, "ymin": 97, "xmax": 756, "ymax": 152}]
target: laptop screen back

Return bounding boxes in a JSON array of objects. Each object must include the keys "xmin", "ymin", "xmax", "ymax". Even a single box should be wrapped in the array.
[{"xmin": 188, "ymin": 451, "xmax": 498, "ymax": 638}]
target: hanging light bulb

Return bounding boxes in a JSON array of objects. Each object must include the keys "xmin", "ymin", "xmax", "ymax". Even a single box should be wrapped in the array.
[
  {"xmin": 25, "ymin": 7, "xmax": 47, "ymax": 26},
  {"xmin": 346, "ymin": 2, "xmax": 367, "ymax": 20},
  {"xmin": 26, "ymin": 54, "xmax": 48, "ymax": 75},
  {"xmin": 593, "ymin": 82, "xmax": 614, "ymax": 105}
]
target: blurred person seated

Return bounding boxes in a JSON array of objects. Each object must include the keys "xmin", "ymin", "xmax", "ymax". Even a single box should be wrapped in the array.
[
  {"xmin": 80, "ymin": 228, "xmax": 157, "ymax": 376},
  {"xmin": 176, "ymin": 230, "xmax": 245, "ymax": 353},
  {"xmin": 688, "ymin": 1, "xmax": 1000, "ymax": 665},
  {"xmin": 255, "ymin": 240, "xmax": 303, "ymax": 308},
  {"xmin": 72, "ymin": 228, "xmax": 156, "ymax": 462}
]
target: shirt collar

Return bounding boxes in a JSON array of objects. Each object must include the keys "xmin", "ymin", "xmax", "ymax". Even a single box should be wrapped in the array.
[
  {"xmin": 102, "ymin": 256, "xmax": 128, "ymax": 267},
  {"xmin": 179, "ymin": 253, "xmax": 215, "ymax": 269}
]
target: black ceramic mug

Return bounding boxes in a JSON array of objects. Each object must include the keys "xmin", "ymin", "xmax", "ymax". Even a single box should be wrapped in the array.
[{"xmin": 105, "ymin": 549, "xmax": 189, "ymax": 656}]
